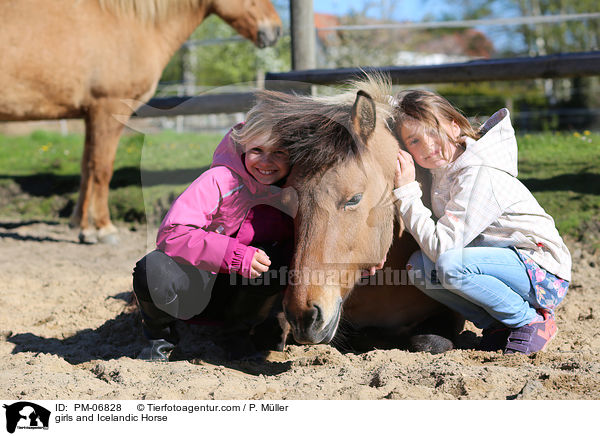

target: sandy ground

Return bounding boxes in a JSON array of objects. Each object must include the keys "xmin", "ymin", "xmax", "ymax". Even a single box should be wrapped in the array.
[{"xmin": 1, "ymin": 220, "xmax": 599, "ymax": 400}]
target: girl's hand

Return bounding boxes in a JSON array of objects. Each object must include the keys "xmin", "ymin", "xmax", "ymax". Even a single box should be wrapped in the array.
[
  {"xmin": 250, "ymin": 249, "xmax": 271, "ymax": 278},
  {"xmin": 394, "ymin": 149, "xmax": 416, "ymax": 188}
]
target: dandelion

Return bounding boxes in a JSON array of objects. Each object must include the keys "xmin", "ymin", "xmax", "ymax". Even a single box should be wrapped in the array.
[
  {"xmin": 41, "ymin": 145, "xmax": 49, "ymax": 152},
  {"xmin": 573, "ymin": 132, "xmax": 581, "ymax": 138},
  {"xmin": 584, "ymin": 130, "xmax": 591, "ymax": 136}
]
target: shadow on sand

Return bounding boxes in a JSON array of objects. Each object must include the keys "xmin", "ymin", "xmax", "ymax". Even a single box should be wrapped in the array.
[
  {"xmin": 7, "ymin": 294, "xmax": 292, "ymax": 377},
  {"xmin": 0, "ymin": 220, "xmax": 79, "ymax": 243}
]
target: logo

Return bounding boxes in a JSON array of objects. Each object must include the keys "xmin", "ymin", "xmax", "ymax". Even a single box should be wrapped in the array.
[{"xmin": 3, "ymin": 402, "xmax": 50, "ymax": 434}]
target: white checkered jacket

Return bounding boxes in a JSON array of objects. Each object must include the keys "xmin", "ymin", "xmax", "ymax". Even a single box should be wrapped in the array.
[{"xmin": 393, "ymin": 108, "xmax": 572, "ymax": 281}]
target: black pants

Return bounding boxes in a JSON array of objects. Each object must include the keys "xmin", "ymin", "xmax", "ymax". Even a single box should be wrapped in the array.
[{"xmin": 132, "ymin": 248, "xmax": 289, "ymax": 335}]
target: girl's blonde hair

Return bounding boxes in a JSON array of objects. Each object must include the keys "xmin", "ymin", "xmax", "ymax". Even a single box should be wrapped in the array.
[
  {"xmin": 393, "ymin": 89, "xmax": 481, "ymax": 160},
  {"xmin": 231, "ymin": 74, "xmax": 395, "ymax": 154},
  {"xmin": 229, "ymin": 97, "xmax": 282, "ymax": 152}
]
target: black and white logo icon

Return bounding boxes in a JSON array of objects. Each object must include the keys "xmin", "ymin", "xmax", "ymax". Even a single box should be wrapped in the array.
[{"xmin": 3, "ymin": 402, "xmax": 51, "ymax": 434}]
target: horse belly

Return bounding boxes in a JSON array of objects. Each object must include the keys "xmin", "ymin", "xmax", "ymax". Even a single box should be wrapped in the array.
[
  {"xmin": 0, "ymin": 51, "xmax": 88, "ymax": 120},
  {"xmin": 0, "ymin": 2, "xmax": 84, "ymax": 118},
  {"xmin": 0, "ymin": 83, "xmax": 85, "ymax": 121},
  {"xmin": 0, "ymin": 0, "xmax": 160, "ymax": 121},
  {"xmin": 342, "ymin": 282, "xmax": 446, "ymax": 332}
]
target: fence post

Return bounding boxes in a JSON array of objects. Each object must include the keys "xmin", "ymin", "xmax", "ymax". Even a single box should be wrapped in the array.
[
  {"xmin": 291, "ymin": 0, "xmax": 316, "ymax": 70},
  {"xmin": 182, "ymin": 44, "xmax": 197, "ymax": 96},
  {"xmin": 289, "ymin": 0, "xmax": 316, "ymax": 94}
]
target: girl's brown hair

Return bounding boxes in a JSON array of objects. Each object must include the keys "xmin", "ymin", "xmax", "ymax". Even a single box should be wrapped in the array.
[{"xmin": 393, "ymin": 89, "xmax": 481, "ymax": 160}]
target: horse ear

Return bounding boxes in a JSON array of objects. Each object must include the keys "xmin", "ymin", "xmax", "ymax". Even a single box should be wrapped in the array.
[{"xmin": 351, "ymin": 90, "xmax": 376, "ymax": 145}]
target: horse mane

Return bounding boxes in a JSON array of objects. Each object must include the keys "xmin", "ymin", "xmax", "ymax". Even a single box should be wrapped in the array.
[
  {"xmin": 255, "ymin": 73, "xmax": 394, "ymax": 178},
  {"xmin": 98, "ymin": 0, "xmax": 204, "ymax": 23}
]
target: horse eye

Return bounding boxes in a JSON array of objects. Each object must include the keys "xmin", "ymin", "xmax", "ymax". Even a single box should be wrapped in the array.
[{"xmin": 344, "ymin": 193, "xmax": 363, "ymax": 209}]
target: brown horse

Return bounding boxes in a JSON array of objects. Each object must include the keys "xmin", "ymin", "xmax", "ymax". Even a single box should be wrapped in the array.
[
  {"xmin": 0, "ymin": 0, "xmax": 281, "ymax": 243},
  {"xmin": 252, "ymin": 77, "xmax": 462, "ymax": 352}
]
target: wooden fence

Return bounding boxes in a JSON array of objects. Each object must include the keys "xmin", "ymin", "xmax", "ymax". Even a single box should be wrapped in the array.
[{"xmin": 137, "ymin": 51, "xmax": 600, "ymax": 117}]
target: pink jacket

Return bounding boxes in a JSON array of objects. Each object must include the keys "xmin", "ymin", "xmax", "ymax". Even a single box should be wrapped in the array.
[{"xmin": 156, "ymin": 127, "xmax": 294, "ymax": 278}]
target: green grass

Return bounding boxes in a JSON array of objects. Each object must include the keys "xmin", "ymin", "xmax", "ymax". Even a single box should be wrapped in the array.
[
  {"xmin": 516, "ymin": 131, "xmax": 600, "ymax": 241},
  {"xmin": 0, "ymin": 130, "xmax": 222, "ymax": 224},
  {"xmin": 0, "ymin": 129, "xmax": 599, "ymax": 243}
]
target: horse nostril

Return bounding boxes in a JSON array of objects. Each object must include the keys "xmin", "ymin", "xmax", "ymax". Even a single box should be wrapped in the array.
[
  {"xmin": 309, "ymin": 303, "xmax": 322, "ymax": 324},
  {"xmin": 297, "ymin": 303, "xmax": 321, "ymax": 332},
  {"xmin": 257, "ymin": 29, "xmax": 267, "ymax": 48},
  {"xmin": 257, "ymin": 26, "xmax": 280, "ymax": 48}
]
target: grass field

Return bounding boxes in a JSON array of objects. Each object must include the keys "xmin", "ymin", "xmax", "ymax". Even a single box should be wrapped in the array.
[
  {"xmin": 0, "ymin": 129, "xmax": 599, "ymax": 244},
  {"xmin": 0, "ymin": 130, "xmax": 222, "ymax": 225}
]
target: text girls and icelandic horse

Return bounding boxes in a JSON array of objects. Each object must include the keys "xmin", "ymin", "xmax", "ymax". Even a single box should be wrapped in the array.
[
  {"xmin": 0, "ymin": 0, "xmax": 281, "ymax": 243},
  {"xmin": 255, "ymin": 77, "xmax": 463, "ymax": 352}
]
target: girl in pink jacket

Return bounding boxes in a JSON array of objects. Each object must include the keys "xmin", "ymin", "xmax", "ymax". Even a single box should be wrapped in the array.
[{"xmin": 132, "ymin": 115, "xmax": 296, "ymax": 361}]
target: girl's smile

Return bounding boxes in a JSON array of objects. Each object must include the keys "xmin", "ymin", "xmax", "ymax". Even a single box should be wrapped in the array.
[{"xmin": 244, "ymin": 142, "xmax": 290, "ymax": 185}]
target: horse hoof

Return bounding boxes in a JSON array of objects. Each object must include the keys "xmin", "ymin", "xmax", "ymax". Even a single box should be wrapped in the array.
[
  {"xmin": 98, "ymin": 232, "xmax": 119, "ymax": 245},
  {"xmin": 97, "ymin": 224, "xmax": 119, "ymax": 244},
  {"xmin": 409, "ymin": 334, "xmax": 453, "ymax": 354},
  {"xmin": 79, "ymin": 230, "xmax": 98, "ymax": 244}
]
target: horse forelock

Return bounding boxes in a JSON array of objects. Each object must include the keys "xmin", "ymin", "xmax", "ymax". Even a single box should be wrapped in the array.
[
  {"xmin": 262, "ymin": 97, "xmax": 364, "ymax": 179},
  {"xmin": 293, "ymin": 187, "xmax": 323, "ymax": 260},
  {"xmin": 285, "ymin": 117, "xmax": 365, "ymax": 179},
  {"xmin": 253, "ymin": 75, "xmax": 395, "ymax": 178},
  {"xmin": 98, "ymin": 0, "xmax": 205, "ymax": 23}
]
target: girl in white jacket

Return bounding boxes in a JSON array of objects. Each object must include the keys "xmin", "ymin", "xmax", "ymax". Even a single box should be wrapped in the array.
[{"xmin": 392, "ymin": 90, "xmax": 571, "ymax": 354}]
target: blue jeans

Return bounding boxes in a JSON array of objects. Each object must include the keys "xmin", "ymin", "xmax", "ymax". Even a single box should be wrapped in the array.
[{"xmin": 407, "ymin": 247, "xmax": 539, "ymax": 329}]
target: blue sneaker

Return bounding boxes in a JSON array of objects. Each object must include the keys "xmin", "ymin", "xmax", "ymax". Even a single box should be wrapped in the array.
[{"xmin": 504, "ymin": 310, "xmax": 557, "ymax": 355}]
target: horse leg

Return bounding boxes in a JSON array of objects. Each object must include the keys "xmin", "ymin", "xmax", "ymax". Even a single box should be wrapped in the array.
[
  {"xmin": 72, "ymin": 100, "xmax": 131, "ymax": 244},
  {"xmin": 70, "ymin": 118, "xmax": 98, "ymax": 243}
]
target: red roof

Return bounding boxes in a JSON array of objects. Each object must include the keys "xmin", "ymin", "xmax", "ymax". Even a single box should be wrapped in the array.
[{"xmin": 314, "ymin": 12, "xmax": 341, "ymax": 42}]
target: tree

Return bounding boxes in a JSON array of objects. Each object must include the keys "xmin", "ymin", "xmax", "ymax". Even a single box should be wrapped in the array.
[{"xmin": 321, "ymin": 1, "xmax": 403, "ymax": 68}]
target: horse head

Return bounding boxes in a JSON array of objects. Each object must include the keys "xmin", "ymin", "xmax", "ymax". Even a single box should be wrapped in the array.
[
  {"xmin": 269, "ymin": 81, "xmax": 399, "ymax": 344},
  {"xmin": 209, "ymin": 0, "xmax": 282, "ymax": 48}
]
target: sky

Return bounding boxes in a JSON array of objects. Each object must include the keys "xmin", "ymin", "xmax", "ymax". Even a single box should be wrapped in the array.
[
  {"xmin": 309, "ymin": 0, "xmax": 523, "ymax": 53},
  {"xmin": 312, "ymin": 0, "xmax": 457, "ymax": 22}
]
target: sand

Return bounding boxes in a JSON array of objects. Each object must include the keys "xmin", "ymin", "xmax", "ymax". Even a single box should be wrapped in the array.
[{"xmin": 1, "ymin": 220, "xmax": 599, "ymax": 400}]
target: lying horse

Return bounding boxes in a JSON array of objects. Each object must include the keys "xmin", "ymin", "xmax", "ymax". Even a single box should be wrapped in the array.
[
  {"xmin": 253, "ymin": 77, "xmax": 463, "ymax": 352},
  {"xmin": 0, "ymin": 0, "xmax": 281, "ymax": 243}
]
